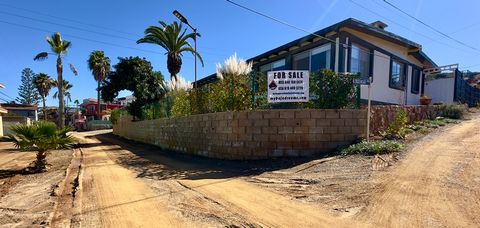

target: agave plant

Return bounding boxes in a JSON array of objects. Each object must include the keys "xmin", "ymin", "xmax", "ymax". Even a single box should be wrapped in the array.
[{"xmin": 4, "ymin": 121, "xmax": 75, "ymax": 173}]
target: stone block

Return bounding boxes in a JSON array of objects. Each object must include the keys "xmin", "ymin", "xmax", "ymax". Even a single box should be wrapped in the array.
[
  {"xmin": 316, "ymin": 119, "xmax": 331, "ymax": 126},
  {"xmin": 279, "ymin": 111, "xmax": 294, "ymax": 119},
  {"xmin": 269, "ymin": 119, "xmax": 286, "ymax": 127},
  {"xmin": 248, "ymin": 112, "xmax": 263, "ymax": 119},
  {"xmin": 263, "ymin": 111, "xmax": 280, "ymax": 119},
  {"xmin": 326, "ymin": 110, "xmax": 340, "ymax": 118},
  {"xmin": 295, "ymin": 110, "xmax": 310, "ymax": 119},
  {"xmin": 262, "ymin": 127, "xmax": 278, "ymax": 134},
  {"xmin": 310, "ymin": 110, "xmax": 326, "ymax": 119},
  {"xmin": 278, "ymin": 126, "xmax": 293, "ymax": 134}
]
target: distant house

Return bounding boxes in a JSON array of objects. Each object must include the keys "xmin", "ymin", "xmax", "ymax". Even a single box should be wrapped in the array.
[
  {"xmin": 197, "ymin": 18, "xmax": 437, "ymax": 105},
  {"xmin": 0, "ymin": 106, "xmax": 7, "ymax": 136},
  {"xmin": 0, "ymin": 103, "xmax": 38, "ymax": 121},
  {"xmin": 81, "ymin": 98, "xmax": 123, "ymax": 120}
]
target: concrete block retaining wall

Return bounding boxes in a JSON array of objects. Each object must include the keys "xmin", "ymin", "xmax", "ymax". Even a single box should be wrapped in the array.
[{"xmin": 114, "ymin": 109, "xmax": 367, "ymax": 160}]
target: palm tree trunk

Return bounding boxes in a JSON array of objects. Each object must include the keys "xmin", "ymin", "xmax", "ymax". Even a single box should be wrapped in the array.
[
  {"xmin": 57, "ymin": 56, "xmax": 65, "ymax": 128},
  {"xmin": 42, "ymin": 96, "xmax": 47, "ymax": 121},
  {"xmin": 34, "ymin": 151, "xmax": 47, "ymax": 172},
  {"xmin": 97, "ymin": 80, "xmax": 101, "ymax": 120}
]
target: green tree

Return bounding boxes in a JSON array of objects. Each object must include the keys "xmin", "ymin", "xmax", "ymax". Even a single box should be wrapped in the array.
[
  {"xmin": 53, "ymin": 80, "xmax": 73, "ymax": 105},
  {"xmin": 101, "ymin": 57, "xmax": 167, "ymax": 119},
  {"xmin": 33, "ymin": 73, "xmax": 55, "ymax": 120},
  {"xmin": 34, "ymin": 33, "xmax": 78, "ymax": 128},
  {"xmin": 137, "ymin": 21, "xmax": 203, "ymax": 88},
  {"xmin": 16, "ymin": 68, "xmax": 40, "ymax": 105},
  {"xmin": 4, "ymin": 121, "xmax": 75, "ymax": 173},
  {"xmin": 311, "ymin": 69, "xmax": 357, "ymax": 109},
  {"xmin": 87, "ymin": 50, "xmax": 111, "ymax": 120}
]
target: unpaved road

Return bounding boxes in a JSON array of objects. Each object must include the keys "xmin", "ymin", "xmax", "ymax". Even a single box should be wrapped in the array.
[
  {"xmin": 355, "ymin": 114, "xmax": 480, "ymax": 227},
  {"xmin": 64, "ymin": 113, "xmax": 480, "ymax": 227}
]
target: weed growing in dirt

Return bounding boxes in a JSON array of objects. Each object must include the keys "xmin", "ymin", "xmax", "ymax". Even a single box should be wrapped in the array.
[
  {"xmin": 382, "ymin": 110, "xmax": 409, "ymax": 139},
  {"xmin": 342, "ymin": 140, "xmax": 404, "ymax": 156},
  {"xmin": 442, "ymin": 104, "xmax": 467, "ymax": 119}
]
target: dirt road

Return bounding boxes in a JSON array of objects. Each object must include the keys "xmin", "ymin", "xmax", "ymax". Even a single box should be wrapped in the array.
[
  {"xmin": 356, "ymin": 115, "xmax": 480, "ymax": 227},
  {"xmin": 65, "ymin": 113, "xmax": 480, "ymax": 227}
]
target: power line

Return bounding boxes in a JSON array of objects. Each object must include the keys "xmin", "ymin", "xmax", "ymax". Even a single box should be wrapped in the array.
[
  {"xmin": 0, "ymin": 3, "xmax": 138, "ymax": 36},
  {"xmin": 225, "ymin": 0, "xmax": 406, "ymax": 62},
  {"xmin": 382, "ymin": 0, "xmax": 480, "ymax": 53},
  {"xmin": 0, "ymin": 90, "xmax": 14, "ymax": 100},
  {"xmin": 348, "ymin": 0, "xmax": 474, "ymax": 55}
]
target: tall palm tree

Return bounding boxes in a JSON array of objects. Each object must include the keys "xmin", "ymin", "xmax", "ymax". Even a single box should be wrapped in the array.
[
  {"xmin": 33, "ymin": 73, "xmax": 55, "ymax": 120},
  {"xmin": 34, "ymin": 32, "xmax": 78, "ymax": 128},
  {"xmin": 87, "ymin": 50, "xmax": 111, "ymax": 120},
  {"xmin": 53, "ymin": 80, "xmax": 73, "ymax": 104},
  {"xmin": 137, "ymin": 21, "xmax": 203, "ymax": 88}
]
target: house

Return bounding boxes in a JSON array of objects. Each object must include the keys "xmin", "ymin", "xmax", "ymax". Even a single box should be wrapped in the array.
[
  {"xmin": 0, "ymin": 103, "xmax": 38, "ymax": 121},
  {"xmin": 197, "ymin": 18, "xmax": 437, "ymax": 105},
  {"xmin": 81, "ymin": 98, "xmax": 123, "ymax": 120},
  {"xmin": 0, "ymin": 106, "xmax": 7, "ymax": 136}
]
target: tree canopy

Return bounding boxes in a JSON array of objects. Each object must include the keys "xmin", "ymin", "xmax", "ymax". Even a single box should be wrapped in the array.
[
  {"xmin": 101, "ymin": 57, "xmax": 167, "ymax": 119},
  {"xmin": 16, "ymin": 68, "xmax": 40, "ymax": 105}
]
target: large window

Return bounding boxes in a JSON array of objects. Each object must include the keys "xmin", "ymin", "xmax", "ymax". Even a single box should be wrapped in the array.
[
  {"xmin": 411, "ymin": 68, "xmax": 420, "ymax": 94},
  {"xmin": 350, "ymin": 43, "xmax": 371, "ymax": 78},
  {"xmin": 390, "ymin": 60, "xmax": 405, "ymax": 89},
  {"xmin": 259, "ymin": 59, "xmax": 286, "ymax": 74},
  {"xmin": 292, "ymin": 44, "xmax": 331, "ymax": 72}
]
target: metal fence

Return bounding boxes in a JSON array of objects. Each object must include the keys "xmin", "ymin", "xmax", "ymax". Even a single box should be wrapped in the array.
[{"xmin": 454, "ymin": 69, "xmax": 480, "ymax": 107}]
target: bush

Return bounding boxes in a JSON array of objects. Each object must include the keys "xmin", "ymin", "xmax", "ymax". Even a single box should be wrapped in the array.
[
  {"xmin": 111, "ymin": 109, "xmax": 128, "ymax": 124},
  {"xmin": 383, "ymin": 110, "xmax": 408, "ymax": 139},
  {"xmin": 442, "ymin": 104, "xmax": 466, "ymax": 119},
  {"xmin": 171, "ymin": 90, "xmax": 191, "ymax": 117},
  {"xmin": 342, "ymin": 140, "xmax": 404, "ymax": 155},
  {"xmin": 310, "ymin": 69, "xmax": 357, "ymax": 109}
]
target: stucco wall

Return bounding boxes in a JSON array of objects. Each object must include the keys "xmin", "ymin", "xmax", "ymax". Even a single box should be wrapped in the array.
[
  {"xmin": 2, "ymin": 116, "xmax": 31, "ymax": 136},
  {"xmin": 425, "ymin": 78, "xmax": 455, "ymax": 104},
  {"xmin": 114, "ymin": 109, "xmax": 367, "ymax": 160}
]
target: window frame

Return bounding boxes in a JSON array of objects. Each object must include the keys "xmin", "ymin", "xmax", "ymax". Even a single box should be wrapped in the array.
[
  {"xmin": 389, "ymin": 59, "xmax": 406, "ymax": 90},
  {"xmin": 259, "ymin": 58, "xmax": 286, "ymax": 74},
  {"xmin": 411, "ymin": 67, "xmax": 421, "ymax": 94},
  {"xmin": 349, "ymin": 43, "xmax": 372, "ymax": 79},
  {"xmin": 292, "ymin": 43, "xmax": 331, "ymax": 72}
]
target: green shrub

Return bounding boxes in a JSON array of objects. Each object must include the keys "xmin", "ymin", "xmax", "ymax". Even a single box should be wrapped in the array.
[
  {"xmin": 111, "ymin": 109, "xmax": 128, "ymax": 124},
  {"xmin": 383, "ymin": 110, "xmax": 408, "ymax": 139},
  {"xmin": 310, "ymin": 69, "xmax": 357, "ymax": 109},
  {"xmin": 442, "ymin": 104, "xmax": 466, "ymax": 119},
  {"xmin": 418, "ymin": 128, "xmax": 431, "ymax": 134},
  {"xmin": 342, "ymin": 140, "xmax": 404, "ymax": 156},
  {"xmin": 171, "ymin": 90, "xmax": 192, "ymax": 117}
]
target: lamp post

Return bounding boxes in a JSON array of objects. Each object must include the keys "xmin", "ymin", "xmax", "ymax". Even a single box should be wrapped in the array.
[
  {"xmin": 0, "ymin": 83, "xmax": 4, "ymax": 88},
  {"xmin": 173, "ymin": 10, "xmax": 198, "ymax": 89}
]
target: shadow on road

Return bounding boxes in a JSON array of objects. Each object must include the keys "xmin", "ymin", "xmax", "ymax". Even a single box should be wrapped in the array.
[{"xmin": 85, "ymin": 132, "xmax": 335, "ymax": 181}]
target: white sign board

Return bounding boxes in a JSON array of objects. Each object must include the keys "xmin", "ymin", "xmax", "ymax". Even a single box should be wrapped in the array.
[{"xmin": 267, "ymin": 70, "xmax": 309, "ymax": 103}]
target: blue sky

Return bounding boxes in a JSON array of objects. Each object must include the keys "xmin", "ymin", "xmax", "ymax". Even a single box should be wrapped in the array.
[{"xmin": 1, "ymin": 0, "xmax": 480, "ymax": 106}]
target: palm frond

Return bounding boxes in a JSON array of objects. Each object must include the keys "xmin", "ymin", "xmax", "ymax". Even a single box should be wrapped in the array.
[
  {"xmin": 69, "ymin": 63, "xmax": 78, "ymax": 76},
  {"xmin": 34, "ymin": 52, "xmax": 49, "ymax": 61}
]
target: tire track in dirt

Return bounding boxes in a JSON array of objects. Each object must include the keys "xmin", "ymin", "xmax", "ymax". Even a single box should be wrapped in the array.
[
  {"xmin": 356, "ymin": 115, "xmax": 480, "ymax": 227},
  {"xmin": 70, "ymin": 134, "xmax": 184, "ymax": 228}
]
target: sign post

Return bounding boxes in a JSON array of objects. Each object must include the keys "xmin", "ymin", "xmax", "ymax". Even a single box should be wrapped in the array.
[
  {"xmin": 353, "ymin": 76, "xmax": 372, "ymax": 141},
  {"xmin": 267, "ymin": 70, "xmax": 309, "ymax": 103},
  {"xmin": 366, "ymin": 77, "xmax": 372, "ymax": 142}
]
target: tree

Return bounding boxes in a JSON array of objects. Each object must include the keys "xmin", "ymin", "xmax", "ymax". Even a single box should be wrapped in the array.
[
  {"xmin": 137, "ymin": 21, "xmax": 203, "ymax": 88},
  {"xmin": 74, "ymin": 99, "xmax": 80, "ymax": 108},
  {"xmin": 16, "ymin": 68, "xmax": 40, "ymax": 105},
  {"xmin": 33, "ymin": 73, "xmax": 55, "ymax": 120},
  {"xmin": 87, "ymin": 50, "xmax": 111, "ymax": 120},
  {"xmin": 101, "ymin": 57, "xmax": 167, "ymax": 119},
  {"xmin": 34, "ymin": 33, "xmax": 78, "ymax": 128},
  {"xmin": 4, "ymin": 121, "xmax": 75, "ymax": 173},
  {"xmin": 53, "ymin": 80, "xmax": 73, "ymax": 105}
]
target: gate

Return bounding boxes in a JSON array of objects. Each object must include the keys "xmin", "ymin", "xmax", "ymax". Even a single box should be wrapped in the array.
[{"xmin": 454, "ymin": 69, "xmax": 480, "ymax": 107}]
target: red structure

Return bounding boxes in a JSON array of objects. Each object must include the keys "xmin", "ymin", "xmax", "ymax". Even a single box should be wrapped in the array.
[{"xmin": 84, "ymin": 102, "xmax": 123, "ymax": 119}]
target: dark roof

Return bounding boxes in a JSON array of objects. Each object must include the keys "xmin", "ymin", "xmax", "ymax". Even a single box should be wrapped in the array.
[
  {"xmin": 196, "ymin": 18, "xmax": 436, "ymax": 86},
  {"xmin": 0, "ymin": 103, "xmax": 38, "ymax": 110}
]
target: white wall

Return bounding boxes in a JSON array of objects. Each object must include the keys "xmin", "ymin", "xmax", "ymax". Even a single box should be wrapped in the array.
[
  {"xmin": 406, "ymin": 66, "xmax": 422, "ymax": 105},
  {"xmin": 0, "ymin": 116, "xmax": 3, "ymax": 137},
  {"xmin": 360, "ymin": 51, "xmax": 405, "ymax": 104},
  {"xmin": 425, "ymin": 78, "xmax": 455, "ymax": 104}
]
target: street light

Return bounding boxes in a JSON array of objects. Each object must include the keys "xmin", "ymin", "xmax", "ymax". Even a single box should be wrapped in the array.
[
  {"xmin": 173, "ymin": 10, "xmax": 198, "ymax": 89},
  {"xmin": 0, "ymin": 83, "xmax": 4, "ymax": 88}
]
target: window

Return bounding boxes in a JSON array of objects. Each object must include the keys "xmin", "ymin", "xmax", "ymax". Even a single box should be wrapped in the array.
[
  {"xmin": 390, "ymin": 60, "xmax": 405, "ymax": 89},
  {"xmin": 292, "ymin": 44, "xmax": 331, "ymax": 72},
  {"xmin": 411, "ymin": 68, "xmax": 420, "ymax": 94},
  {"xmin": 259, "ymin": 59, "xmax": 286, "ymax": 74},
  {"xmin": 350, "ymin": 43, "xmax": 371, "ymax": 78}
]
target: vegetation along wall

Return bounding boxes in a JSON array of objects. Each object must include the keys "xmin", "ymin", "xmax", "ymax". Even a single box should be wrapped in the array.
[{"xmin": 114, "ymin": 109, "xmax": 367, "ymax": 160}]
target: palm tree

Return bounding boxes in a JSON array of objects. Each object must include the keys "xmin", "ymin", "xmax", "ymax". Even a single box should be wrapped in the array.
[
  {"xmin": 33, "ymin": 73, "xmax": 55, "ymax": 120},
  {"xmin": 137, "ymin": 21, "xmax": 203, "ymax": 89},
  {"xmin": 53, "ymin": 80, "xmax": 73, "ymax": 104},
  {"xmin": 4, "ymin": 121, "xmax": 75, "ymax": 173},
  {"xmin": 34, "ymin": 32, "xmax": 78, "ymax": 128},
  {"xmin": 87, "ymin": 50, "xmax": 111, "ymax": 120}
]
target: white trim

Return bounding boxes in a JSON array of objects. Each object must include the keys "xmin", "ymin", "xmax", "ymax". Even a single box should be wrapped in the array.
[{"xmin": 335, "ymin": 37, "xmax": 340, "ymax": 73}]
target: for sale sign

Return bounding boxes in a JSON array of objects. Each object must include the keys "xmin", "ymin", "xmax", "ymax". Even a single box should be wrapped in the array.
[{"xmin": 267, "ymin": 70, "xmax": 309, "ymax": 103}]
